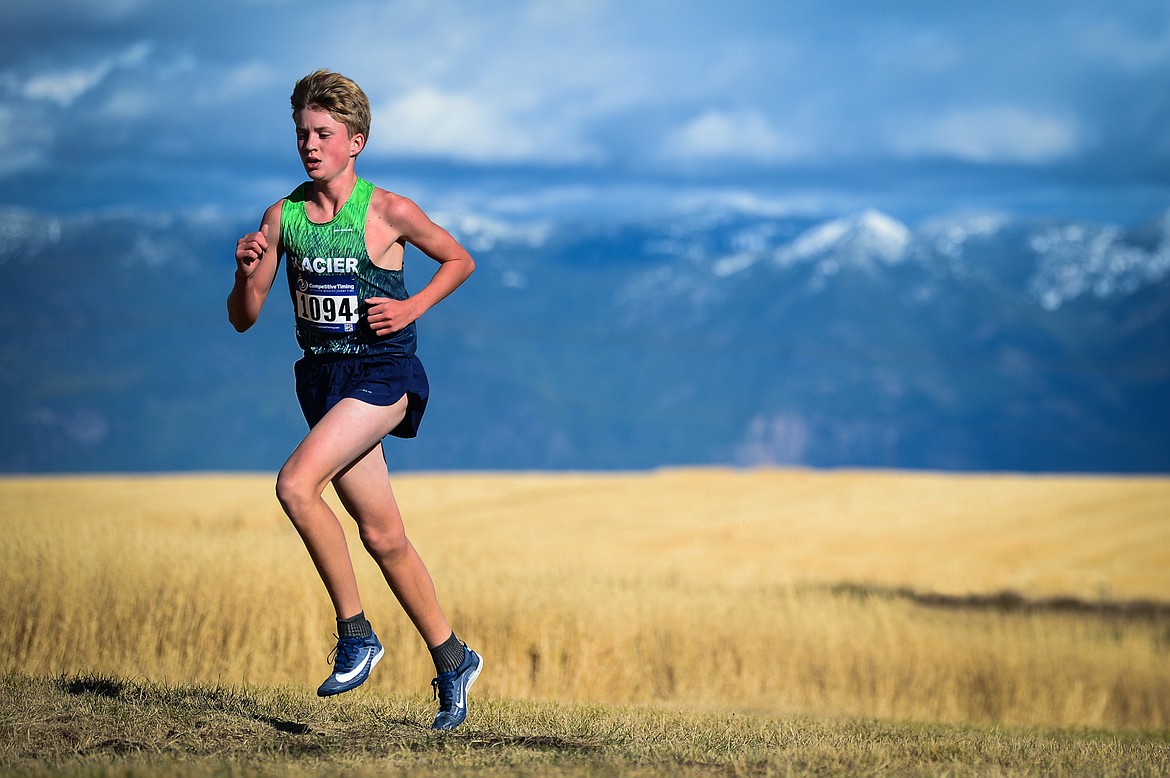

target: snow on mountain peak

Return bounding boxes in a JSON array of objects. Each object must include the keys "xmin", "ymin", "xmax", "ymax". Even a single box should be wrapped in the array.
[
  {"xmin": 1027, "ymin": 219, "xmax": 1170, "ymax": 310},
  {"xmin": 773, "ymin": 208, "xmax": 910, "ymax": 270}
]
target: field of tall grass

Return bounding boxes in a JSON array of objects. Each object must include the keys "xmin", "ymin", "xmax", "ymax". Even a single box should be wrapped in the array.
[{"xmin": 2, "ymin": 468, "xmax": 1168, "ymax": 731}]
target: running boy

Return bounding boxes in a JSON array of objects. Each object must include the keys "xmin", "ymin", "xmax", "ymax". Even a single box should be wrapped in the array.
[{"xmin": 227, "ymin": 70, "xmax": 480, "ymax": 730}]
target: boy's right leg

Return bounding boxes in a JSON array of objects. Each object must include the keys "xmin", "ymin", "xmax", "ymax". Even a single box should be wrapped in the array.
[{"xmin": 276, "ymin": 395, "xmax": 412, "ymax": 695}]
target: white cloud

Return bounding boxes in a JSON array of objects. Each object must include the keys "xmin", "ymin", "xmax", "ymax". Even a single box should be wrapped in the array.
[
  {"xmin": 659, "ymin": 109, "xmax": 803, "ymax": 164},
  {"xmin": 23, "ymin": 68, "xmax": 108, "ymax": 107},
  {"xmin": 894, "ymin": 106, "xmax": 1081, "ymax": 164},
  {"xmin": 20, "ymin": 42, "xmax": 153, "ymax": 107},
  {"xmin": 668, "ymin": 188, "xmax": 851, "ymax": 219},
  {"xmin": 366, "ymin": 86, "xmax": 603, "ymax": 165},
  {"xmin": 213, "ymin": 61, "xmax": 277, "ymax": 101}
]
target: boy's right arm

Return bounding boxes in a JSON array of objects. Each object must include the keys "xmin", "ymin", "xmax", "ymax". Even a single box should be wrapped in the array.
[{"xmin": 227, "ymin": 202, "xmax": 282, "ymax": 333}]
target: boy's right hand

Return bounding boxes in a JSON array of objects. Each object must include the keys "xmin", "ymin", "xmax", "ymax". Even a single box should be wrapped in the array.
[{"xmin": 235, "ymin": 223, "xmax": 269, "ymax": 276}]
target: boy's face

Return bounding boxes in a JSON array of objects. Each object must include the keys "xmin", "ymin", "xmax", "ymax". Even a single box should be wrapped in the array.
[{"xmin": 294, "ymin": 107, "xmax": 364, "ymax": 182}]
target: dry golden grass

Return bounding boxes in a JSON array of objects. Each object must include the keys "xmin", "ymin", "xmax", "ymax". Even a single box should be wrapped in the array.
[{"xmin": 1, "ymin": 469, "xmax": 1168, "ymax": 731}]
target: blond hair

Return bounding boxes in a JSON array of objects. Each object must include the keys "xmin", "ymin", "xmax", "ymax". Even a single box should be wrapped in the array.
[{"xmin": 290, "ymin": 70, "xmax": 371, "ymax": 142}]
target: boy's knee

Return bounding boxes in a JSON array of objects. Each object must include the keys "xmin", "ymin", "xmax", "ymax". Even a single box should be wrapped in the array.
[
  {"xmin": 275, "ymin": 465, "xmax": 320, "ymax": 516},
  {"xmin": 360, "ymin": 525, "xmax": 409, "ymax": 561}
]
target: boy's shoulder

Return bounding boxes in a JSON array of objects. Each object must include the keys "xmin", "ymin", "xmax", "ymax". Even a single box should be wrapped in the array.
[
  {"xmin": 368, "ymin": 182, "xmax": 410, "ymax": 205},
  {"xmin": 260, "ymin": 198, "xmax": 285, "ymax": 224},
  {"xmin": 369, "ymin": 185, "xmax": 426, "ymax": 221}
]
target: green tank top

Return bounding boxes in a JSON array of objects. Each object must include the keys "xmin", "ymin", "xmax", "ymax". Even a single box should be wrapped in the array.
[{"xmin": 281, "ymin": 177, "xmax": 416, "ymax": 358}]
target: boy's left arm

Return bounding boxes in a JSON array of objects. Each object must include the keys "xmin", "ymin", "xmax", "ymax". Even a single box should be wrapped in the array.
[{"xmin": 365, "ymin": 194, "xmax": 475, "ymax": 337}]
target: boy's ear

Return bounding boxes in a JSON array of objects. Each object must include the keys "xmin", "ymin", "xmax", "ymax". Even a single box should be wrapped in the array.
[{"xmin": 350, "ymin": 132, "xmax": 366, "ymax": 157}]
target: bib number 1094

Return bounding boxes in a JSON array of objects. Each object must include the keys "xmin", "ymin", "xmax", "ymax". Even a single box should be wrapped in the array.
[{"xmin": 296, "ymin": 290, "xmax": 360, "ymax": 332}]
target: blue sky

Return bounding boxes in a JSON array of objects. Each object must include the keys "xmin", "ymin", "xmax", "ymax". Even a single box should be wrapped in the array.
[{"xmin": 2, "ymin": 0, "xmax": 1169, "ymax": 225}]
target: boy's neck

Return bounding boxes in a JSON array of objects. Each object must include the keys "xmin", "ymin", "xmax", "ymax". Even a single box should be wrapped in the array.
[{"xmin": 307, "ymin": 169, "xmax": 359, "ymax": 213}]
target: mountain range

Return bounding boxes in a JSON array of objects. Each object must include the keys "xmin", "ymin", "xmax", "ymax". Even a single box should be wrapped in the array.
[{"xmin": 1, "ymin": 203, "xmax": 1167, "ymax": 473}]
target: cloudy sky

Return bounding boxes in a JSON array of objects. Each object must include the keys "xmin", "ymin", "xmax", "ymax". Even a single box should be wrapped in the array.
[{"xmin": 2, "ymin": 0, "xmax": 1169, "ymax": 225}]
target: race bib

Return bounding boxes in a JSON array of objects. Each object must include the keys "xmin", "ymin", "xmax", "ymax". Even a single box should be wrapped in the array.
[{"xmin": 294, "ymin": 277, "xmax": 360, "ymax": 333}]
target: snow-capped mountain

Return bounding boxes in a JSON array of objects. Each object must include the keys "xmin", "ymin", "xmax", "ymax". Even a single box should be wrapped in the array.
[
  {"xmin": 773, "ymin": 208, "xmax": 912, "ymax": 270},
  {"xmin": 619, "ymin": 207, "xmax": 1170, "ymax": 310},
  {"xmin": 1, "ymin": 204, "xmax": 1167, "ymax": 473}
]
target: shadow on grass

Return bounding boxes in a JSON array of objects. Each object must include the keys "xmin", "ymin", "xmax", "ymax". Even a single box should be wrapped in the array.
[
  {"xmin": 256, "ymin": 715, "xmax": 311, "ymax": 735},
  {"xmin": 59, "ymin": 672, "xmax": 314, "ymax": 738},
  {"xmin": 378, "ymin": 716, "xmax": 601, "ymax": 754},
  {"xmin": 63, "ymin": 675, "xmax": 124, "ymax": 698},
  {"xmin": 461, "ymin": 731, "xmax": 600, "ymax": 754}
]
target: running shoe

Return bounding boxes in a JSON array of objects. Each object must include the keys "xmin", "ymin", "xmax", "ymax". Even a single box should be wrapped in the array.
[
  {"xmin": 430, "ymin": 646, "xmax": 483, "ymax": 730},
  {"xmin": 316, "ymin": 632, "xmax": 384, "ymax": 697}
]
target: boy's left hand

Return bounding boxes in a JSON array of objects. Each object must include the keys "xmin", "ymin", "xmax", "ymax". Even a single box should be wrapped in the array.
[{"xmin": 365, "ymin": 297, "xmax": 419, "ymax": 336}]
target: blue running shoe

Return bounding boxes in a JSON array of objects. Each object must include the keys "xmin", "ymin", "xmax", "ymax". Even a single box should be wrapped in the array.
[
  {"xmin": 316, "ymin": 632, "xmax": 384, "ymax": 697},
  {"xmin": 430, "ymin": 646, "xmax": 482, "ymax": 730}
]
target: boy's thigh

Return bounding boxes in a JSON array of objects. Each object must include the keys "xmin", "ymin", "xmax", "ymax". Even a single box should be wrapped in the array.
[
  {"xmin": 288, "ymin": 396, "xmax": 409, "ymax": 486},
  {"xmin": 328, "ymin": 405, "xmax": 411, "ymax": 529}
]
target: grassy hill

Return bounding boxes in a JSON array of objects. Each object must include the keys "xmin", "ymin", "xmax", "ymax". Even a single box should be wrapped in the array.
[
  {"xmin": 3, "ymin": 672, "xmax": 1167, "ymax": 777},
  {"xmin": 1, "ymin": 469, "xmax": 1168, "ymax": 774}
]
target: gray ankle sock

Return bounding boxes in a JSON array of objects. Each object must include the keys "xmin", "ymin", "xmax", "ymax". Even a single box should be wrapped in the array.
[
  {"xmin": 338, "ymin": 611, "xmax": 372, "ymax": 639},
  {"xmin": 429, "ymin": 632, "xmax": 466, "ymax": 675}
]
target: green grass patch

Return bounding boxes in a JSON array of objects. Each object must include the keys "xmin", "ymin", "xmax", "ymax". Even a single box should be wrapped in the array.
[{"xmin": 2, "ymin": 672, "xmax": 1167, "ymax": 777}]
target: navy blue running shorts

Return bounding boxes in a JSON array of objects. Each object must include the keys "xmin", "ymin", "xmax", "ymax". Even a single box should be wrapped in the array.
[{"xmin": 294, "ymin": 354, "xmax": 430, "ymax": 438}]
